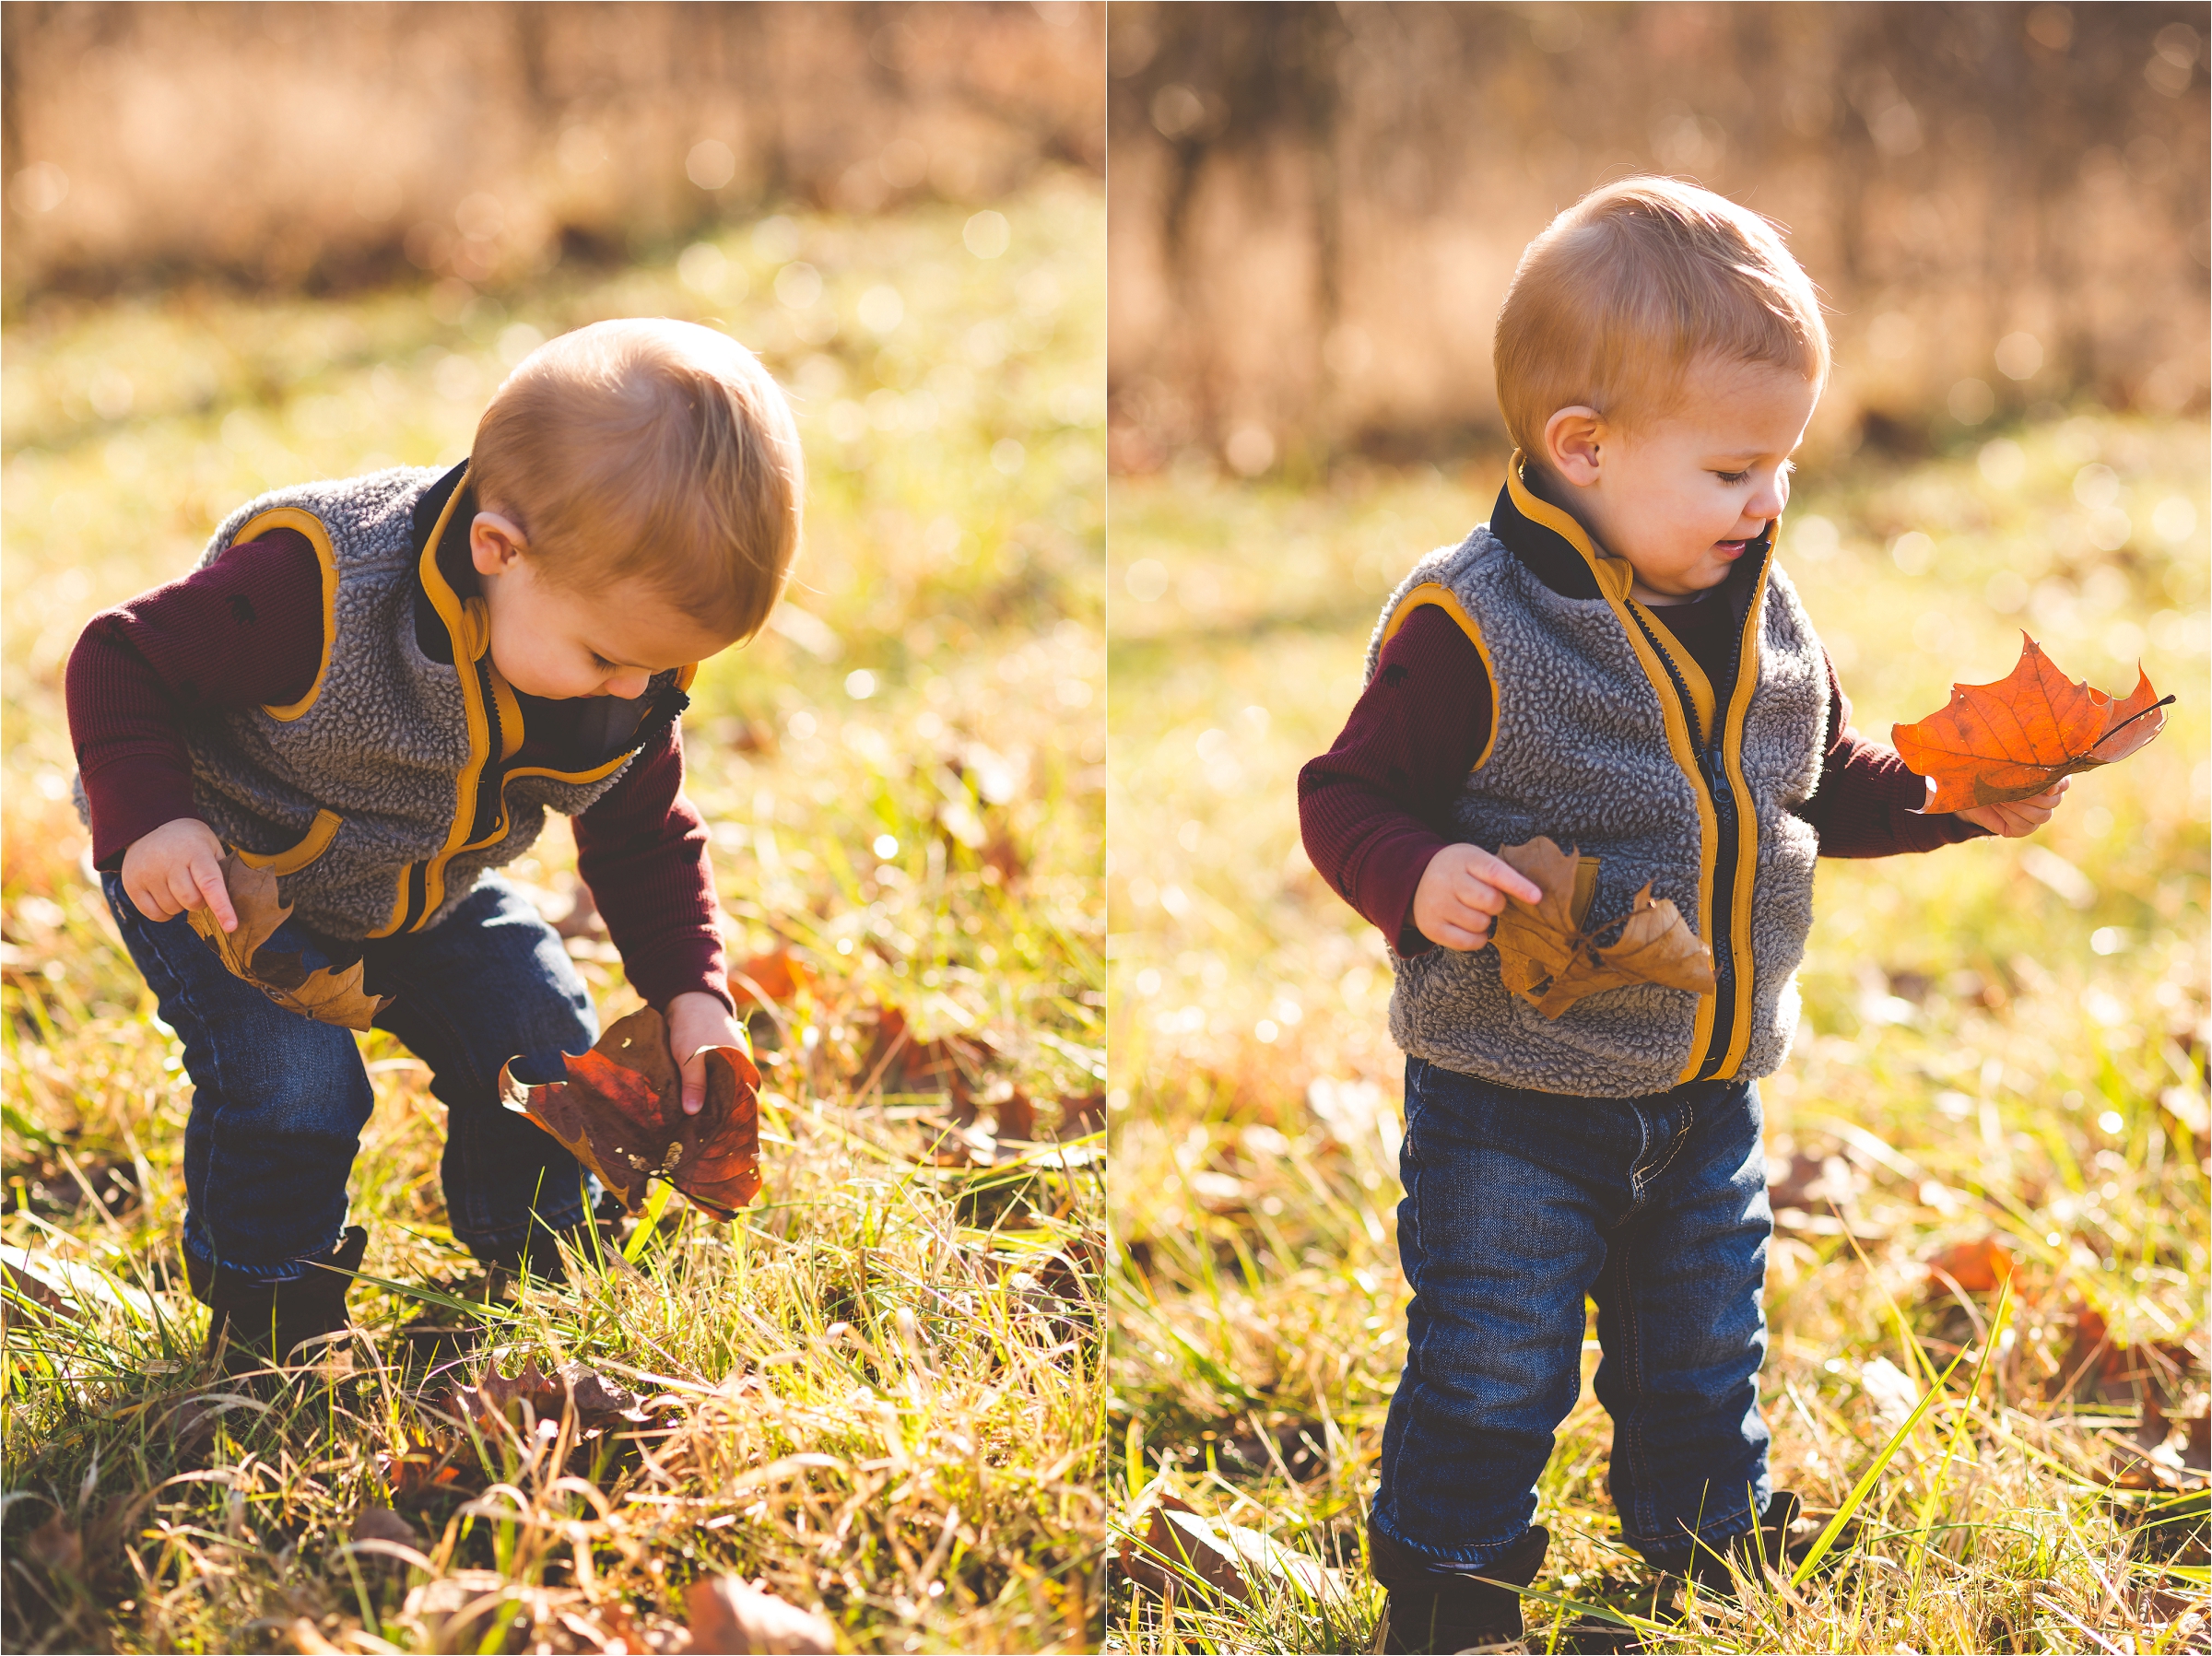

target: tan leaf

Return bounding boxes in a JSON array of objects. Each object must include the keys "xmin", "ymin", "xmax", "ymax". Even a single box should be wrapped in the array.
[
  {"xmin": 186, "ymin": 853, "xmax": 389, "ymax": 1030},
  {"xmin": 682, "ymin": 1576, "xmax": 836, "ymax": 1654},
  {"xmin": 1116, "ymin": 1495, "xmax": 1340, "ymax": 1603},
  {"xmin": 1491, "ymin": 840, "xmax": 1712, "ymax": 1019}
]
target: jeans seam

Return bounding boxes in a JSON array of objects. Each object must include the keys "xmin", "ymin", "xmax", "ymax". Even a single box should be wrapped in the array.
[
  {"xmin": 1610, "ymin": 1241, "xmax": 1653, "ymax": 1543},
  {"xmin": 1642, "ymin": 1093, "xmax": 1697, "ymax": 1189}
]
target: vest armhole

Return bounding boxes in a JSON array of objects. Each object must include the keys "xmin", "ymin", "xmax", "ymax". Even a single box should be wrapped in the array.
[
  {"xmin": 1381, "ymin": 583, "xmax": 1501, "ymax": 770},
  {"xmin": 237, "ymin": 508, "xmax": 339, "ymax": 722}
]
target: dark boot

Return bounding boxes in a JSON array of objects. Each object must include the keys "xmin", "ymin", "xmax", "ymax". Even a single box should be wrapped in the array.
[
  {"xmin": 1371, "ymin": 1522, "xmax": 1548, "ymax": 1654},
  {"xmin": 1685, "ymin": 1490, "xmax": 1843, "ymax": 1596},
  {"xmin": 187, "ymin": 1226, "xmax": 367, "ymax": 1376}
]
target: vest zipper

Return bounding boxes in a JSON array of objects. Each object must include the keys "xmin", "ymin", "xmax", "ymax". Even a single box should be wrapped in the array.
[{"xmin": 1623, "ymin": 593, "xmax": 1750, "ymax": 1083}]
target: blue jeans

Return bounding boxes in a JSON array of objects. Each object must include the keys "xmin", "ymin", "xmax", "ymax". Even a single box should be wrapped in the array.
[
  {"xmin": 1372, "ymin": 1057, "xmax": 1773, "ymax": 1575},
  {"xmin": 106, "ymin": 871, "xmax": 599, "ymax": 1281}
]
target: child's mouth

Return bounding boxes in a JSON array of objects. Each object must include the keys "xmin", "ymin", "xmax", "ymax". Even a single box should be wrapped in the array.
[{"xmin": 1712, "ymin": 539, "xmax": 1748, "ymax": 558}]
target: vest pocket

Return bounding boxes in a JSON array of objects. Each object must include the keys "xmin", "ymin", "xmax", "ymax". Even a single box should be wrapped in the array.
[{"xmin": 231, "ymin": 808, "xmax": 343, "ymax": 875}]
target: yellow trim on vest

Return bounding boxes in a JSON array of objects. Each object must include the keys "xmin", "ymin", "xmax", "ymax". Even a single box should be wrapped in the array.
[
  {"xmin": 502, "ymin": 754, "xmax": 638, "ymax": 790},
  {"xmin": 489, "ymin": 668, "xmax": 525, "ymax": 763},
  {"xmin": 1382, "ymin": 581, "xmax": 1502, "ymax": 770},
  {"xmin": 675, "ymin": 663, "xmax": 699, "ymax": 692},
  {"xmin": 1503, "ymin": 456, "xmax": 1720, "ymax": 1077},
  {"xmin": 1708, "ymin": 556, "xmax": 1772, "ymax": 1081},
  {"xmin": 362, "ymin": 469, "xmax": 493, "ymax": 937},
  {"xmin": 235, "ymin": 508, "xmax": 340, "ymax": 722},
  {"xmin": 232, "ymin": 809, "xmax": 342, "ymax": 875}
]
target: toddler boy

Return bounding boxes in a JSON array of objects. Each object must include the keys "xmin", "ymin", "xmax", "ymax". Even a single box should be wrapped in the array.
[
  {"xmin": 67, "ymin": 318, "xmax": 803, "ymax": 1368},
  {"xmin": 1298, "ymin": 179, "xmax": 2064, "ymax": 1651}
]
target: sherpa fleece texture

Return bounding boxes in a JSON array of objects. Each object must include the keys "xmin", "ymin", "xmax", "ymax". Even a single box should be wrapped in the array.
[
  {"xmin": 1364, "ymin": 526, "xmax": 1829, "ymax": 1097},
  {"xmin": 181, "ymin": 469, "xmax": 642, "ymax": 938}
]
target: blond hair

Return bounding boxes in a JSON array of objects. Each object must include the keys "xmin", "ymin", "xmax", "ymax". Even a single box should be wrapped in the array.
[
  {"xmin": 470, "ymin": 319, "xmax": 804, "ymax": 640},
  {"xmin": 1493, "ymin": 177, "xmax": 1829, "ymax": 460}
]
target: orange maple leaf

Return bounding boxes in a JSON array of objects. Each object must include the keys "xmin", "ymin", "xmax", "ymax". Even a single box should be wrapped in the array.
[
  {"xmin": 498, "ymin": 1007, "xmax": 761, "ymax": 1219},
  {"xmin": 1891, "ymin": 634, "xmax": 2171, "ymax": 813}
]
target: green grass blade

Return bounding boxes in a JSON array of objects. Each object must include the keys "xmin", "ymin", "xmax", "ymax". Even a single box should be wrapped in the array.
[
  {"xmin": 1791, "ymin": 1337, "xmax": 1975, "ymax": 1587},
  {"xmin": 623, "ymin": 1180, "xmax": 677, "ymax": 1263}
]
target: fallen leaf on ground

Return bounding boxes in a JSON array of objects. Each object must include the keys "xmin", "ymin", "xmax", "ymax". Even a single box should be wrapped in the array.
[
  {"xmin": 350, "ymin": 1505, "xmax": 423, "ymax": 1550},
  {"xmin": 1892, "ymin": 634, "xmax": 2172, "ymax": 812},
  {"xmin": 374, "ymin": 1442, "xmax": 464, "ymax": 1499},
  {"xmin": 1057, "ymin": 1091, "xmax": 1106, "ymax": 1135},
  {"xmin": 26, "ymin": 1510, "xmax": 82, "ymax": 1577},
  {"xmin": 729, "ymin": 948, "xmax": 809, "ymax": 1007},
  {"xmin": 683, "ymin": 1576, "xmax": 836, "ymax": 1653},
  {"xmin": 500, "ymin": 1006, "xmax": 760, "ymax": 1217},
  {"xmin": 447, "ymin": 1355, "xmax": 665, "ymax": 1438},
  {"xmin": 862, "ymin": 1004, "xmax": 994, "ymax": 1114},
  {"xmin": 1925, "ymin": 1236, "xmax": 2014, "ymax": 1294},
  {"xmin": 291, "ymin": 1618, "xmax": 346, "ymax": 1654},
  {"xmin": 1491, "ymin": 838, "xmax": 1714, "ymax": 1018},
  {"xmin": 186, "ymin": 853, "xmax": 389, "ymax": 1029},
  {"xmin": 1116, "ymin": 1494, "xmax": 1339, "ymax": 1603},
  {"xmin": 994, "ymin": 1088, "xmax": 1035, "ymax": 1141}
]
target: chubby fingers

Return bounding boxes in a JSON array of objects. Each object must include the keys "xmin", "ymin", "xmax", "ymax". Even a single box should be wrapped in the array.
[
  {"xmin": 190, "ymin": 851, "xmax": 238, "ymax": 932},
  {"xmin": 677, "ymin": 1044, "xmax": 706, "ymax": 1115},
  {"xmin": 1463, "ymin": 845, "xmax": 1544, "ymax": 907}
]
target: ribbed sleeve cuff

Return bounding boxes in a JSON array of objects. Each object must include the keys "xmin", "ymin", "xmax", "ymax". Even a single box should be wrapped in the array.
[{"xmin": 79, "ymin": 751, "xmax": 204, "ymax": 870}]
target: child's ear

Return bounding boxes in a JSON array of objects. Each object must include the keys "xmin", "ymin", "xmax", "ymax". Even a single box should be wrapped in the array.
[
  {"xmin": 1542, "ymin": 407, "xmax": 1606, "ymax": 487},
  {"xmin": 468, "ymin": 511, "xmax": 530, "ymax": 577}
]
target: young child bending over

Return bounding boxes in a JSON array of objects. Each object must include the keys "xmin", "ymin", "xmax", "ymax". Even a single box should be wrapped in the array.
[
  {"xmin": 1297, "ymin": 179, "xmax": 2065, "ymax": 1652},
  {"xmin": 68, "ymin": 319, "xmax": 803, "ymax": 1368}
]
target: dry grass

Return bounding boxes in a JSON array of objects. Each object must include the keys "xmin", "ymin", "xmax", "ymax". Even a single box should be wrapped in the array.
[
  {"xmin": 1105, "ymin": 417, "xmax": 2210, "ymax": 1651},
  {"xmin": 2, "ymin": 178, "xmax": 1105, "ymax": 1652}
]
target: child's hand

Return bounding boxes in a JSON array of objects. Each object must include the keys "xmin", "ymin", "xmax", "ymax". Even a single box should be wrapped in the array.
[
  {"xmin": 1953, "ymin": 776, "xmax": 2069, "ymax": 838},
  {"xmin": 665, "ymin": 991, "xmax": 749, "ymax": 1115},
  {"xmin": 1412, "ymin": 842, "xmax": 1545, "ymax": 951},
  {"xmin": 120, "ymin": 818, "xmax": 237, "ymax": 930}
]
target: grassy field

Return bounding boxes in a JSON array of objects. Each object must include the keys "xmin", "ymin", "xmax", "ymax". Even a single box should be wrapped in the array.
[
  {"xmin": 1106, "ymin": 419, "xmax": 2210, "ymax": 1651},
  {"xmin": 1, "ymin": 179, "xmax": 1105, "ymax": 1652}
]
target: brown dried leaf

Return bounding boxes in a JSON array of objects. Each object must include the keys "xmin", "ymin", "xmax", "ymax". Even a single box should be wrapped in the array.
[
  {"xmin": 26, "ymin": 1510, "xmax": 82, "ymax": 1577},
  {"xmin": 185, "ymin": 853, "xmax": 389, "ymax": 1030},
  {"xmin": 994, "ymin": 1088, "xmax": 1036, "ymax": 1142},
  {"xmin": 1492, "ymin": 839, "xmax": 1713, "ymax": 1018},
  {"xmin": 351, "ymin": 1505, "xmax": 423, "ymax": 1550},
  {"xmin": 447, "ymin": 1356, "xmax": 665, "ymax": 1439},
  {"xmin": 499, "ymin": 1006, "xmax": 761, "ymax": 1217},
  {"xmin": 682, "ymin": 1576, "xmax": 836, "ymax": 1654}
]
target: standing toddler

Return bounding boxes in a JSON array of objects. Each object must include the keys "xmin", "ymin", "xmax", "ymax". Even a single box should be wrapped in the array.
[{"xmin": 1298, "ymin": 179, "xmax": 2065, "ymax": 1651}]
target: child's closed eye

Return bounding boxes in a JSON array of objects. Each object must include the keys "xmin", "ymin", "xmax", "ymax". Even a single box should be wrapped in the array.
[{"xmin": 1713, "ymin": 469, "xmax": 1751, "ymax": 486}]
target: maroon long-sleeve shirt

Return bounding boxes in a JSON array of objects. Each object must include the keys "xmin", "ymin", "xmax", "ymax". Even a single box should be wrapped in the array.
[
  {"xmin": 1300, "ymin": 597, "xmax": 1985, "ymax": 954},
  {"xmin": 66, "ymin": 527, "xmax": 731, "ymax": 1013}
]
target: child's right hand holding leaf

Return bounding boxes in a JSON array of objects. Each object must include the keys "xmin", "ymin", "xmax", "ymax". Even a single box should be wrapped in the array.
[
  {"xmin": 121, "ymin": 817, "xmax": 237, "ymax": 931},
  {"xmin": 1413, "ymin": 842, "xmax": 1545, "ymax": 951}
]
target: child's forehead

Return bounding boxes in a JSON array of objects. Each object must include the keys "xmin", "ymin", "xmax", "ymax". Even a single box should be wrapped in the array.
[{"xmin": 1633, "ymin": 358, "xmax": 1819, "ymax": 446}]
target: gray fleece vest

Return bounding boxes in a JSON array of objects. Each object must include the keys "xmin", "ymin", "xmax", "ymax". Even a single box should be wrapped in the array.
[
  {"xmin": 1369, "ymin": 468, "xmax": 1829, "ymax": 1098},
  {"xmin": 176, "ymin": 466, "xmax": 662, "ymax": 938}
]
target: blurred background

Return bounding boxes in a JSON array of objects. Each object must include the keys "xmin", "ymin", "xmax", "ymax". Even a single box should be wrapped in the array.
[
  {"xmin": 2, "ymin": 2, "xmax": 1100, "ymax": 302},
  {"xmin": 4, "ymin": 6, "xmax": 1106, "ymax": 1652},
  {"xmin": 1107, "ymin": 0, "xmax": 2209, "ymax": 475},
  {"xmin": 1105, "ymin": 6, "xmax": 2208, "ymax": 1650}
]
